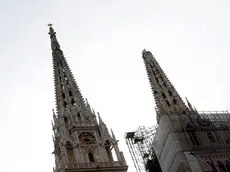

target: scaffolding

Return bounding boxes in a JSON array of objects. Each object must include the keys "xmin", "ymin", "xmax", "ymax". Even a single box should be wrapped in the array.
[{"xmin": 125, "ymin": 126, "xmax": 162, "ymax": 172}]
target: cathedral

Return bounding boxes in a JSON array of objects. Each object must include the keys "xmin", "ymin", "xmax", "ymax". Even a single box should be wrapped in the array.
[
  {"xmin": 142, "ymin": 50, "xmax": 230, "ymax": 172},
  {"xmin": 48, "ymin": 24, "xmax": 128, "ymax": 172},
  {"xmin": 48, "ymin": 23, "xmax": 230, "ymax": 172}
]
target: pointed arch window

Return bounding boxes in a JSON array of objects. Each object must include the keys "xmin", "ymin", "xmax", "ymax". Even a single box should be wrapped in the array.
[
  {"xmin": 62, "ymin": 92, "xmax": 65, "ymax": 99},
  {"xmin": 162, "ymin": 93, "xmax": 166, "ymax": 99},
  {"xmin": 188, "ymin": 130, "xmax": 200, "ymax": 146},
  {"xmin": 64, "ymin": 75, "xmax": 68, "ymax": 81},
  {"xmin": 155, "ymin": 77, "xmax": 159, "ymax": 83},
  {"xmin": 71, "ymin": 99, "xmax": 76, "ymax": 106},
  {"xmin": 168, "ymin": 90, "xmax": 173, "ymax": 96},
  {"xmin": 173, "ymin": 98, "xmax": 177, "ymax": 104},
  {"xmin": 63, "ymin": 101, "xmax": 68, "ymax": 108},
  {"xmin": 77, "ymin": 112, "xmax": 81, "ymax": 121},
  {"xmin": 64, "ymin": 117, "xmax": 69, "ymax": 127},
  {"xmin": 66, "ymin": 147, "xmax": 76, "ymax": 163},
  {"xmin": 160, "ymin": 76, "xmax": 164, "ymax": 81},
  {"xmin": 69, "ymin": 91, "xmax": 73, "ymax": 96},
  {"xmin": 165, "ymin": 100, "xmax": 170, "ymax": 106},
  {"xmin": 88, "ymin": 152, "xmax": 95, "ymax": 162}
]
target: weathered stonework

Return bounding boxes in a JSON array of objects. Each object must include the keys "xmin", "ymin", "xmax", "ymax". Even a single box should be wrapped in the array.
[
  {"xmin": 143, "ymin": 50, "xmax": 230, "ymax": 172},
  {"xmin": 49, "ymin": 25, "xmax": 128, "ymax": 172}
]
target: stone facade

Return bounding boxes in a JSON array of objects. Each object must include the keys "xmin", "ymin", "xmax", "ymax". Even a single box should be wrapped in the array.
[
  {"xmin": 143, "ymin": 50, "xmax": 230, "ymax": 172},
  {"xmin": 48, "ymin": 25, "xmax": 128, "ymax": 172}
]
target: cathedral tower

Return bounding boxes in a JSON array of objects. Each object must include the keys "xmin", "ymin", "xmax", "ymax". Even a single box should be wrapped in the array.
[
  {"xmin": 49, "ymin": 24, "xmax": 128, "ymax": 172},
  {"xmin": 142, "ymin": 50, "xmax": 230, "ymax": 172}
]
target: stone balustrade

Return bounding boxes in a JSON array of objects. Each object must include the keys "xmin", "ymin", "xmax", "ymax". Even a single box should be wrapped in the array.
[{"xmin": 59, "ymin": 161, "xmax": 125, "ymax": 169}]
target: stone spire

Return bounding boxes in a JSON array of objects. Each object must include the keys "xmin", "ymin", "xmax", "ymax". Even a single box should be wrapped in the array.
[
  {"xmin": 49, "ymin": 25, "xmax": 128, "ymax": 172},
  {"xmin": 48, "ymin": 24, "xmax": 85, "ymax": 115},
  {"xmin": 142, "ymin": 49, "xmax": 189, "ymax": 120}
]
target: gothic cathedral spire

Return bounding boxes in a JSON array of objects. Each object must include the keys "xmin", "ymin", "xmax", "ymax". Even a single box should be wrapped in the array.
[
  {"xmin": 49, "ymin": 24, "xmax": 128, "ymax": 172},
  {"xmin": 49, "ymin": 24, "xmax": 85, "ymax": 115},
  {"xmin": 142, "ymin": 49, "xmax": 189, "ymax": 122}
]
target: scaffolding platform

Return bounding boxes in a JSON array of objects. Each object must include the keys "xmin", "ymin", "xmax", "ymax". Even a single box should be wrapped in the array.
[{"xmin": 125, "ymin": 126, "xmax": 162, "ymax": 172}]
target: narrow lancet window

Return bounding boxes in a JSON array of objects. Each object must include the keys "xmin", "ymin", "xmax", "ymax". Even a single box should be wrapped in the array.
[
  {"xmin": 155, "ymin": 77, "xmax": 159, "ymax": 83},
  {"xmin": 77, "ymin": 112, "xmax": 81, "ymax": 121},
  {"xmin": 162, "ymin": 93, "xmax": 166, "ymax": 98},
  {"xmin": 67, "ymin": 147, "xmax": 76, "ymax": 163},
  {"xmin": 173, "ymin": 98, "xmax": 177, "ymax": 104},
  {"xmin": 63, "ymin": 101, "xmax": 68, "ymax": 108},
  {"xmin": 64, "ymin": 117, "xmax": 68, "ymax": 127},
  {"xmin": 160, "ymin": 76, "xmax": 164, "ymax": 81},
  {"xmin": 88, "ymin": 152, "xmax": 95, "ymax": 162},
  {"xmin": 71, "ymin": 99, "xmax": 75, "ymax": 105},
  {"xmin": 165, "ymin": 100, "xmax": 170, "ymax": 106},
  {"xmin": 62, "ymin": 92, "xmax": 65, "ymax": 99},
  {"xmin": 64, "ymin": 75, "xmax": 68, "ymax": 80},
  {"xmin": 168, "ymin": 90, "xmax": 173, "ymax": 96},
  {"xmin": 69, "ymin": 91, "xmax": 73, "ymax": 96}
]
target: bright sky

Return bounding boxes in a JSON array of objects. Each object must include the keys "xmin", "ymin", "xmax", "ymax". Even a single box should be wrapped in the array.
[{"xmin": 0, "ymin": 0, "xmax": 230, "ymax": 172}]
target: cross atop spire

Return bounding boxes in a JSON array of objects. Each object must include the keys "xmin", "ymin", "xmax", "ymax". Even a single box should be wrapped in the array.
[
  {"xmin": 48, "ymin": 23, "xmax": 55, "ymax": 35},
  {"xmin": 142, "ymin": 50, "xmax": 189, "ymax": 122}
]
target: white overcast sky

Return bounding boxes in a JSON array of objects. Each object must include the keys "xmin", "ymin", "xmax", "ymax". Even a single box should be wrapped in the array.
[{"xmin": 0, "ymin": 0, "xmax": 230, "ymax": 172}]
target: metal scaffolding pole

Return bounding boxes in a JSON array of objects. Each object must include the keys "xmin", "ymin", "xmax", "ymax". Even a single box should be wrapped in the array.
[{"xmin": 125, "ymin": 126, "xmax": 162, "ymax": 172}]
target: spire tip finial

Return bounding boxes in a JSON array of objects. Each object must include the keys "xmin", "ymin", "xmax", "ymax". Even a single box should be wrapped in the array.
[
  {"xmin": 48, "ymin": 23, "xmax": 55, "ymax": 35},
  {"xmin": 48, "ymin": 23, "xmax": 53, "ymax": 27}
]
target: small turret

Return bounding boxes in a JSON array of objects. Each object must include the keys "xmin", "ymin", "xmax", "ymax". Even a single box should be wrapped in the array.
[{"xmin": 186, "ymin": 97, "xmax": 195, "ymax": 111}]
